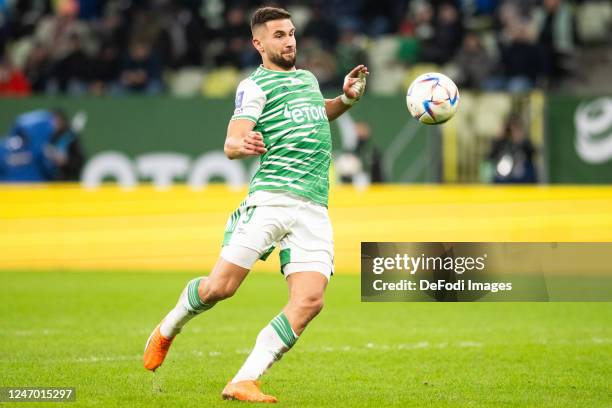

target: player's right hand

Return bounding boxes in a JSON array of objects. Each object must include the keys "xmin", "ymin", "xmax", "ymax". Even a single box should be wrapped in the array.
[{"xmin": 241, "ymin": 131, "xmax": 267, "ymax": 156}]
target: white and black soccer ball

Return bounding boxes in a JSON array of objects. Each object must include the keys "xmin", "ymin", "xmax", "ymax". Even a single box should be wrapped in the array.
[{"xmin": 406, "ymin": 73, "xmax": 459, "ymax": 125}]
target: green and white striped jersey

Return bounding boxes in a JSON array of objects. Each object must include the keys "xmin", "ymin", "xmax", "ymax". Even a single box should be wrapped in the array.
[{"xmin": 231, "ymin": 65, "xmax": 331, "ymax": 206}]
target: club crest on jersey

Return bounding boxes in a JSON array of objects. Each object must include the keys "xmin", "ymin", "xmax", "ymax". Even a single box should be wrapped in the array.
[{"xmin": 283, "ymin": 103, "xmax": 328, "ymax": 124}]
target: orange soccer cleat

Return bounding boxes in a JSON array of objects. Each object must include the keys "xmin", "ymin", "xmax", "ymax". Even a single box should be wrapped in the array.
[
  {"xmin": 143, "ymin": 324, "xmax": 174, "ymax": 371},
  {"xmin": 221, "ymin": 380, "xmax": 278, "ymax": 403}
]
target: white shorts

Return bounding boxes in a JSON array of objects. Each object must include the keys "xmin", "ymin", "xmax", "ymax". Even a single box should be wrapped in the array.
[{"xmin": 220, "ymin": 191, "xmax": 334, "ymax": 280}]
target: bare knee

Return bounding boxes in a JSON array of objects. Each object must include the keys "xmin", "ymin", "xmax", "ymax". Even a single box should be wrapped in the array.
[{"xmin": 294, "ymin": 294, "xmax": 325, "ymax": 319}]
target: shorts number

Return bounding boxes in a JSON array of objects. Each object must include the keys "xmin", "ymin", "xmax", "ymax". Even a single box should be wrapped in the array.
[{"xmin": 242, "ymin": 206, "xmax": 257, "ymax": 224}]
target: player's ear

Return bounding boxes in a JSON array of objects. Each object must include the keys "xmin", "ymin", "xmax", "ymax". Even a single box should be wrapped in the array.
[
  {"xmin": 252, "ymin": 24, "xmax": 267, "ymax": 54},
  {"xmin": 252, "ymin": 37, "xmax": 264, "ymax": 54}
]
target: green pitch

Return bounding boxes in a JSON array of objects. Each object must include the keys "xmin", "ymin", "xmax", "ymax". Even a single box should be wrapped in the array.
[{"xmin": 1, "ymin": 271, "xmax": 610, "ymax": 407}]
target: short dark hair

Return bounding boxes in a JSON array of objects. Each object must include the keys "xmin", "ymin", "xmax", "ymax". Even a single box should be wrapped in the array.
[{"xmin": 251, "ymin": 7, "xmax": 292, "ymax": 32}]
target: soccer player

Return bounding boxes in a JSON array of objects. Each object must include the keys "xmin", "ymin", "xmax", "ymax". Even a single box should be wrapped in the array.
[{"xmin": 143, "ymin": 6, "xmax": 368, "ymax": 403}]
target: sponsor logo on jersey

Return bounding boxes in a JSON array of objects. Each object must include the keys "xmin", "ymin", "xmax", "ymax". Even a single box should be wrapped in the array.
[{"xmin": 283, "ymin": 103, "xmax": 328, "ymax": 124}]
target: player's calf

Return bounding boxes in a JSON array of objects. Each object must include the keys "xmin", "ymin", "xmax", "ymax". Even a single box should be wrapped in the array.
[
  {"xmin": 283, "ymin": 271, "xmax": 328, "ymax": 334},
  {"xmin": 159, "ymin": 276, "xmax": 216, "ymax": 338},
  {"xmin": 198, "ymin": 278, "xmax": 240, "ymax": 303},
  {"xmin": 144, "ymin": 259, "xmax": 251, "ymax": 372},
  {"xmin": 283, "ymin": 293, "xmax": 324, "ymax": 335}
]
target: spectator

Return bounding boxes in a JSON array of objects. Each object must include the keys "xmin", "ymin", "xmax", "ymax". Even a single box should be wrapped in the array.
[
  {"xmin": 329, "ymin": 0, "xmax": 364, "ymax": 34},
  {"xmin": 420, "ymin": 2, "xmax": 464, "ymax": 65},
  {"xmin": 0, "ymin": 0, "xmax": 607, "ymax": 96},
  {"xmin": 362, "ymin": 0, "xmax": 404, "ymax": 36},
  {"xmin": 6, "ymin": 0, "xmax": 51, "ymax": 40},
  {"xmin": 488, "ymin": 114, "xmax": 537, "ymax": 183},
  {"xmin": 47, "ymin": 109, "xmax": 85, "ymax": 180},
  {"xmin": 0, "ymin": 3, "xmax": 7, "ymax": 56},
  {"xmin": 157, "ymin": 4, "xmax": 208, "ymax": 69},
  {"xmin": 88, "ymin": 41, "xmax": 121, "ymax": 95},
  {"xmin": 336, "ymin": 121, "xmax": 384, "ymax": 184},
  {"xmin": 91, "ymin": 4, "xmax": 129, "ymax": 52},
  {"xmin": 215, "ymin": 6, "xmax": 254, "ymax": 68},
  {"xmin": 411, "ymin": 1, "xmax": 435, "ymax": 43},
  {"xmin": 6, "ymin": 109, "xmax": 85, "ymax": 181},
  {"xmin": 499, "ymin": 20, "xmax": 541, "ymax": 91},
  {"xmin": 23, "ymin": 41, "xmax": 53, "ymax": 92},
  {"xmin": 48, "ymin": 33, "xmax": 91, "ymax": 94},
  {"xmin": 335, "ymin": 28, "xmax": 367, "ymax": 84},
  {"xmin": 534, "ymin": 0, "xmax": 575, "ymax": 85},
  {"xmin": 126, "ymin": 8, "xmax": 162, "ymax": 48},
  {"xmin": 29, "ymin": 0, "xmax": 98, "ymax": 94},
  {"xmin": 34, "ymin": 0, "xmax": 94, "ymax": 63},
  {"xmin": 118, "ymin": 40, "xmax": 163, "ymax": 94},
  {"xmin": 0, "ymin": 129, "xmax": 56, "ymax": 182},
  {"xmin": 303, "ymin": 3, "xmax": 339, "ymax": 51},
  {"xmin": 453, "ymin": 32, "xmax": 496, "ymax": 90},
  {"xmin": 0, "ymin": 57, "xmax": 31, "ymax": 96},
  {"xmin": 495, "ymin": 1, "xmax": 541, "ymax": 91},
  {"xmin": 354, "ymin": 121, "xmax": 385, "ymax": 183}
]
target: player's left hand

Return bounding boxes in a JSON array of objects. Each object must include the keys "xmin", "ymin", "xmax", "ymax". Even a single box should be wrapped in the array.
[{"xmin": 343, "ymin": 64, "xmax": 369, "ymax": 101}]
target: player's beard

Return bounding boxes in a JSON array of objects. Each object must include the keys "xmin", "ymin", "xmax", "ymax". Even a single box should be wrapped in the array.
[{"xmin": 269, "ymin": 49, "xmax": 296, "ymax": 70}]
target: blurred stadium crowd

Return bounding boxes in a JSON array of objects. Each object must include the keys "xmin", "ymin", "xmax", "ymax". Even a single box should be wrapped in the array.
[{"xmin": 0, "ymin": 0, "xmax": 610, "ymax": 97}]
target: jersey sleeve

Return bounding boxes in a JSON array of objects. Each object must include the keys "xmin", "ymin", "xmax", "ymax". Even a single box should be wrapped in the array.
[{"xmin": 231, "ymin": 78, "xmax": 266, "ymax": 124}]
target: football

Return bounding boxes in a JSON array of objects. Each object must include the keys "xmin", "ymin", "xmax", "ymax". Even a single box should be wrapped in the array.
[{"xmin": 406, "ymin": 73, "xmax": 460, "ymax": 125}]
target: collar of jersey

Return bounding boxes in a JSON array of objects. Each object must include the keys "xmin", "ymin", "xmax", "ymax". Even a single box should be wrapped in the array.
[{"xmin": 258, "ymin": 65, "xmax": 300, "ymax": 75}]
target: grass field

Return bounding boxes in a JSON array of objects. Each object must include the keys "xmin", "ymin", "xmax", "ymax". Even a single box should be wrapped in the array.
[{"xmin": 1, "ymin": 271, "xmax": 610, "ymax": 407}]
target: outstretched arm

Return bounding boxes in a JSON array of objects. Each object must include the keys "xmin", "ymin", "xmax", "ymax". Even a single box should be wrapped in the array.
[{"xmin": 325, "ymin": 64, "xmax": 369, "ymax": 122}]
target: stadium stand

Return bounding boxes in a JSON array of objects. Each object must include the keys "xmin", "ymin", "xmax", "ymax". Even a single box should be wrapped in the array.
[{"xmin": 0, "ymin": 0, "xmax": 610, "ymax": 97}]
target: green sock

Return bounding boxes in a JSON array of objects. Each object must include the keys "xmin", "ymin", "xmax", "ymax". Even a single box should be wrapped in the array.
[{"xmin": 159, "ymin": 277, "xmax": 215, "ymax": 338}]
